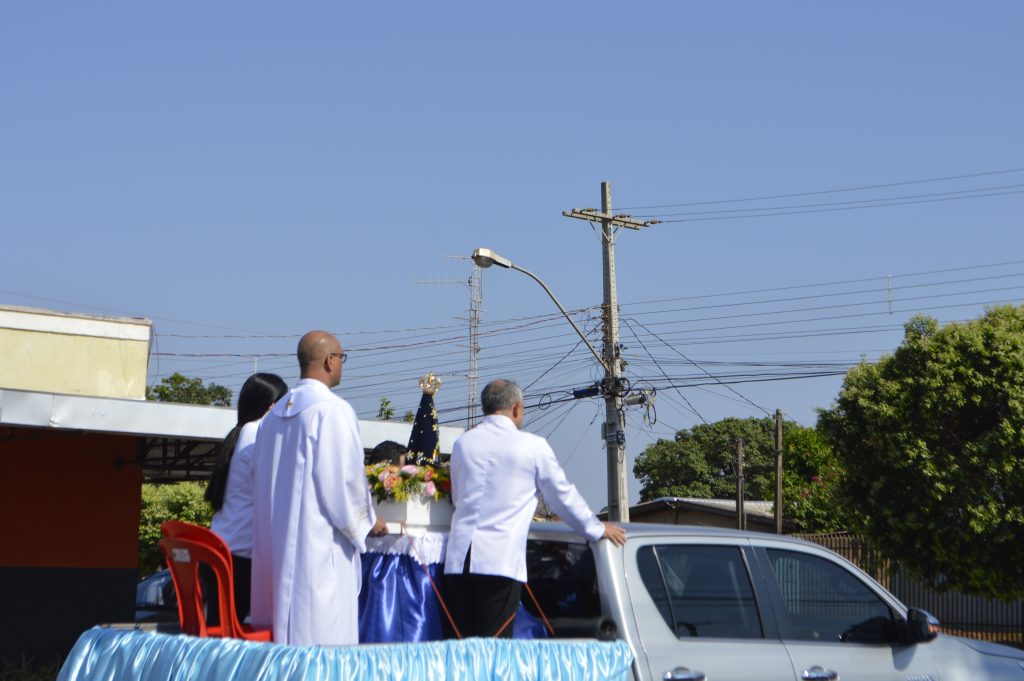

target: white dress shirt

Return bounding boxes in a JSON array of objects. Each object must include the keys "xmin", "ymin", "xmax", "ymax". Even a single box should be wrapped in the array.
[
  {"xmin": 210, "ymin": 419, "xmax": 260, "ymax": 558},
  {"xmin": 443, "ymin": 414, "xmax": 605, "ymax": 583}
]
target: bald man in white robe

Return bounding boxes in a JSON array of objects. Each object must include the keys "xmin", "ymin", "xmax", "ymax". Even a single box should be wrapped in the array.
[{"xmin": 250, "ymin": 330, "xmax": 387, "ymax": 646}]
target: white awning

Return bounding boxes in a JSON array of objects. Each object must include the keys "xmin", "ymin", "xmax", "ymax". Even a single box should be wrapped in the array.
[{"xmin": 0, "ymin": 387, "xmax": 462, "ymax": 453}]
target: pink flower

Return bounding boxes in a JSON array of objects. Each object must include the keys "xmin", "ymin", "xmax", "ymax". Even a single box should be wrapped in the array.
[
  {"xmin": 378, "ymin": 471, "xmax": 391, "ymax": 483},
  {"xmin": 423, "ymin": 468, "xmax": 434, "ymax": 482},
  {"xmin": 383, "ymin": 476, "xmax": 398, "ymax": 490},
  {"xmin": 400, "ymin": 464, "xmax": 418, "ymax": 477},
  {"xmin": 423, "ymin": 481, "xmax": 436, "ymax": 497}
]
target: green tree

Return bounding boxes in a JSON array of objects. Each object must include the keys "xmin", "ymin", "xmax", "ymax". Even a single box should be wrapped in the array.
[
  {"xmin": 634, "ymin": 416, "xmax": 843, "ymax": 532},
  {"xmin": 138, "ymin": 481, "xmax": 213, "ymax": 575},
  {"xmin": 146, "ymin": 372, "xmax": 232, "ymax": 406},
  {"xmin": 781, "ymin": 425, "xmax": 845, "ymax": 533},
  {"xmin": 377, "ymin": 396, "xmax": 395, "ymax": 420},
  {"xmin": 818, "ymin": 306, "xmax": 1024, "ymax": 599},
  {"xmin": 635, "ymin": 417, "xmax": 777, "ymax": 500}
]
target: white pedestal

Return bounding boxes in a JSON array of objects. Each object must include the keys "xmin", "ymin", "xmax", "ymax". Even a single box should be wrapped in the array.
[{"xmin": 374, "ymin": 497, "xmax": 454, "ymax": 534}]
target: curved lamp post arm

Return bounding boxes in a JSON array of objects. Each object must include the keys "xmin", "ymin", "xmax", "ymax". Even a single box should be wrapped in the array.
[
  {"xmin": 472, "ymin": 248, "xmax": 607, "ymax": 370},
  {"xmin": 510, "ymin": 263, "xmax": 607, "ymax": 370}
]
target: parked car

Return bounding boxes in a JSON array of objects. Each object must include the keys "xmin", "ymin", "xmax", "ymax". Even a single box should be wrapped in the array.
[
  {"xmin": 525, "ymin": 522, "xmax": 1024, "ymax": 681},
  {"xmin": 135, "ymin": 568, "xmax": 178, "ymax": 624}
]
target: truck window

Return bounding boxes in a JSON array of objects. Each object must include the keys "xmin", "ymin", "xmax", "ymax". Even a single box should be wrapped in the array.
[
  {"xmin": 637, "ymin": 545, "xmax": 763, "ymax": 639},
  {"xmin": 525, "ymin": 540, "xmax": 601, "ymax": 620},
  {"xmin": 766, "ymin": 549, "xmax": 897, "ymax": 643}
]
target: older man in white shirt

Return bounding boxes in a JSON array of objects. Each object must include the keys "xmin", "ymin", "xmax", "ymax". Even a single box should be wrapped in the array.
[{"xmin": 443, "ymin": 379, "xmax": 626, "ymax": 638}]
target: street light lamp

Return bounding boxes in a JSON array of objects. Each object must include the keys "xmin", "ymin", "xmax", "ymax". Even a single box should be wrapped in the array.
[
  {"xmin": 470, "ymin": 248, "xmax": 512, "ymax": 270},
  {"xmin": 471, "ymin": 248, "xmax": 606, "ymax": 369}
]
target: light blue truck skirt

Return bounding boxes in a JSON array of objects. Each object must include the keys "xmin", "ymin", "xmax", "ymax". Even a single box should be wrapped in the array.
[{"xmin": 57, "ymin": 626, "xmax": 635, "ymax": 681}]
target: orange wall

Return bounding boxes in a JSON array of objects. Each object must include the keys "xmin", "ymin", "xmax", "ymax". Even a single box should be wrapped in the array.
[{"xmin": 0, "ymin": 428, "xmax": 142, "ymax": 569}]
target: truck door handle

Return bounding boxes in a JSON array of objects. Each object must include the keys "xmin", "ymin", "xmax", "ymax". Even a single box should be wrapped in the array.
[
  {"xmin": 801, "ymin": 666, "xmax": 839, "ymax": 681},
  {"xmin": 663, "ymin": 667, "xmax": 706, "ymax": 681}
]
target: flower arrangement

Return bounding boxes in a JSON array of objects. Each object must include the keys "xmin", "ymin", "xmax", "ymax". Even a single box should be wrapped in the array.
[{"xmin": 366, "ymin": 462, "xmax": 451, "ymax": 503}]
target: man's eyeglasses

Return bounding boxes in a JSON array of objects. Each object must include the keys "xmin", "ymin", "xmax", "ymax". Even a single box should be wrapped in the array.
[{"xmin": 329, "ymin": 352, "xmax": 348, "ymax": 364}]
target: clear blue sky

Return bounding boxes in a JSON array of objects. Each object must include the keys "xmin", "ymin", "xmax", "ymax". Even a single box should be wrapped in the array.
[{"xmin": 3, "ymin": 2, "xmax": 1022, "ymax": 510}]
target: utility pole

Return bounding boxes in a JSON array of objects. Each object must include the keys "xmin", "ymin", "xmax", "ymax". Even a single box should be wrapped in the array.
[
  {"xmin": 775, "ymin": 409, "xmax": 784, "ymax": 534},
  {"xmin": 563, "ymin": 181, "xmax": 658, "ymax": 522},
  {"xmin": 736, "ymin": 438, "xmax": 746, "ymax": 531}
]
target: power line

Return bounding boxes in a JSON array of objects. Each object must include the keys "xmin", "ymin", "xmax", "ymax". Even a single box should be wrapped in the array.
[
  {"xmin": 623, "ymin": 318, "xmax": 709, "ymax": 425},
  {"xmin": 621, "ymin": 258, "xmax": 1024, "ymax": 307},
  {"xmin": 623, "ymin": 271, "xmax": 1024, "ymax": 317},
  {"xmin": 625, "ymin": 283, "xmax": 1024, "ymax": 330},
  {"xmin": 0, "ymin": 288, "xmax": 280, "ymax": 335},
  {"xmin": 149, "ymin": 300, "xmax": 1017, "ymax": 388},
  {"xmin": 628, "ymin": 317, "xmax": 773, "ymax": 417},
  {"xmin": 557, "ymin": 404, "xmax": 603, "ymax": 468},
  {"xmin": 143, "ymin": 256, "xmax": 1023, "ymax": 425},
  {"xmin": 154, "ymin": 307, "xmax": 594, "ymax": 341},
  {"xmin": 653, "ymin": 188, "xmax": 1024, "ymax": 224},
  {"xmin": 140, "ymin": 260, "xmax": 1023, "ymax": 347},
  {"xmin": 651, "ymin": 371, "xmax": 849, "ymax": 390},
  {"xmin": 627, "ymin": 306, "xmax": 1018, "ymax": 348},
  {"xmin": 623, "ymin": 295, "xmax": 1024, "ymax": 341},
  {"xmin": 639, "ymin": 183, "xmax": 1024, "ymax": 219},
  {"xmin": 522, "ymin": 339, "xmax": 585, "ymax": 392},
  {"xmin": 613, "ymin": 166, "xmax": 1024, "ymax": 211},
  {"xmin": 528, "ymin": 400, "xmax": 582, "ymax": 438}
]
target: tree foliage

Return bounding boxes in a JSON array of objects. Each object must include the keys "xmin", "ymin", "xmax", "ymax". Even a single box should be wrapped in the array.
[
  {"xmin": 138, "ymin": 482, "xmax": 213, "ymax": 575},
  {"xmin": 634, "ymin": 416, "xmax": 842, "ymax": 532},
  {"xmin": 377, "ymin": 396, "xmax": 395, "ymax": 420},
  {"xmin": 146, "ymin": 372, "xmax": 232, "ymax": 406},
  {"xmin": 781, "ymin": 425, "xmax": 846, "ymax": 533},
  {"xmin": 138, "ymin": 374, "xmax": 228, "ymax": 575},
  {"xmin": 818, "ymin": 306, "xmax": 1024, "ymax": 599}
]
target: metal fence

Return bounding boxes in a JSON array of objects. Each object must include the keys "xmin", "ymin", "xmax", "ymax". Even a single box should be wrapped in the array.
[{"xmin": 797, "ymin": 532, "xmax": 1023, "ymax": 648}]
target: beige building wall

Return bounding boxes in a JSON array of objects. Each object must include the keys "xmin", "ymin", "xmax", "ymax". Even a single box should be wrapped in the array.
[{"xmin": 0, "ymin": 306, "xmax": 151, "ymax": 399}]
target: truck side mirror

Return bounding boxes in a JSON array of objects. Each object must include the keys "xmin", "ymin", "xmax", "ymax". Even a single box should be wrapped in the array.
[{"xmin": 905, "ymin": 608, "xmax": 940, "ymax": 644}]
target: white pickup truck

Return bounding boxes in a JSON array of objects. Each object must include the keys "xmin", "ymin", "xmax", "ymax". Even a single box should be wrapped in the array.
[
  {"xmin": 526, "ymin": 522, "xmax": 1024, "ymax": 681},
  {"xmin": 63, "ymin": 521, "xmax": 1024, "ymax": 681}
]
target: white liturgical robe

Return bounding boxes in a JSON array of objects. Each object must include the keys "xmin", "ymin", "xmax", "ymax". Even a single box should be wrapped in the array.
[
  {"xmin": 250, "ymin": 379, "xmax": 375, "ymax": 646},
  {"xmin": 444, "ymin": 414, "xmax": 605, "ymax": 583}
]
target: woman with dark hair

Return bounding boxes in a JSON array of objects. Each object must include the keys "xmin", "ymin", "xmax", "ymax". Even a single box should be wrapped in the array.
[{"xmin": 206, "ymin": 372, "xmax": 288, "ymax": 622}]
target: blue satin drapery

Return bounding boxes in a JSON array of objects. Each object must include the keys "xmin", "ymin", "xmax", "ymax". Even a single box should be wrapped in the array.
[
  {"xmin": 359, "ymin": 551, "xmax": 445, "ymax": 642},
  {"xmin": 358, "ymin": 553, "xmax": 548, "ymax": 643},
  {"xmin": 57, "ymin": 627, "xmax": 634, "ymax": 681}
]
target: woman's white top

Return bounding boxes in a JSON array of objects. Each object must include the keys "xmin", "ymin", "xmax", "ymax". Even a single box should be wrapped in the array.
[{"xmin": 210, "ymin": 419, "xmax": 261, "ymax": 558}]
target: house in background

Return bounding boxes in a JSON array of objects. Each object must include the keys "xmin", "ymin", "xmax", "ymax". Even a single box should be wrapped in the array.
[
  {"xmin": 0, "ymin": 304, "xmax": 153, "ymax": 399},
  {"xmin": 600, "ymin": 496, "xmax": 799, "ymax": 534}
]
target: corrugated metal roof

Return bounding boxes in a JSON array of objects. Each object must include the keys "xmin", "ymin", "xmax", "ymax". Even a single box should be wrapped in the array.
[{"xmin": 634, "ymin": 496, "xmax": 775, "ymax": 518}]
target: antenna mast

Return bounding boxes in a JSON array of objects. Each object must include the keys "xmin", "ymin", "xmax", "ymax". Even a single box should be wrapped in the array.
[
  {"xmin": 467, "ymin": 262, "xmax": 482, "ymax": 427},
  {"xmin": 415, "ymin": 258, "xmax": 484, "ymax": 427}
]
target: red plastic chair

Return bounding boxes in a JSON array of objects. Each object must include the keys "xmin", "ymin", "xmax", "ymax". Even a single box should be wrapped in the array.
[
  {"xmin": 158, "ymin": 521, "xmax": 272, "ymax": 642},
  {"xmin": 162, "ymin": 519, "xmax": 219, "ymax": 543}
]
